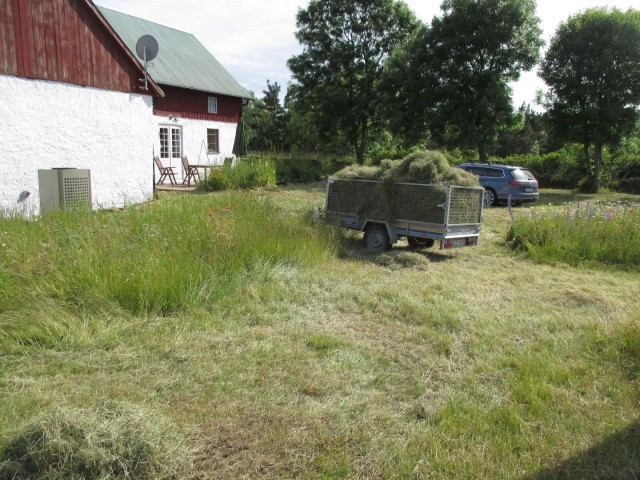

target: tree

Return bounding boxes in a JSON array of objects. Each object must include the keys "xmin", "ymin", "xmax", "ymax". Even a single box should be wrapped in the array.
[
  {"xmin": 383, "ymin": 0, "xmax": 543, "ymax": 162},
  {"xmin": 540, "ymin": 8, "xmax": 640, "ymax": 192},
  {"xmin": 287, "ymin": 0, "xmax": 419, "ymax": 164},
  {"xmin": 495, "ymin": 103, "xmax": 548, "ymax": 157},
  {"xmin": 243, "ymin": 81, "xmax": 290, "ymax": 151}
]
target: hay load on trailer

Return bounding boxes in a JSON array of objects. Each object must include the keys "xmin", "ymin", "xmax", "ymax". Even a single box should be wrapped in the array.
[{"xmin": 326, "ymin": 151, "xmax": 484, "ymax": 250}]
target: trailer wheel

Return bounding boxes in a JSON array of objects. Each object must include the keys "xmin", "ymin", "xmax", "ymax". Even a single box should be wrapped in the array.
[
  {"xmin": 407, "ymin": 236, "xmax": 435, "ymax": 249},
  {"xmin": 364, "ymin": 224, "xmax": 391, "ymax": 251}
]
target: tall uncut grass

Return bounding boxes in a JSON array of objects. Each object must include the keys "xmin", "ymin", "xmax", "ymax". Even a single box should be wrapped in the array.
[
  {"xmin": 507, "ymin": 201, "xmax": 640, "ymax": 267},
  {"xmin": 199, "ymin": 156, "xmax": 277, "ymax": 191},
  {"xmin": 0, "ymin": 192, "xmax": 336, "ymax": 322}
]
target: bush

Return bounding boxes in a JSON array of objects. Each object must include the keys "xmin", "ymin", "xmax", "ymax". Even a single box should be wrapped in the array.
[
  {"xmin": 199, "ymin": 156, "xmax": 277, "ymax": 192},
  {"xmin": 231, "ymin": 156, "xmax": 277, "ymax": 189},
  {"xmin": 200, "ymin": 169, "xmax": 234, "ymax": 191},
  {"xmin": 0, "ymin": 401, "xmax": 193, "ymax": 479},
  {"xmin": 498, "ymin": 144, "xmax": 640, "ymax": 192},
  {"xmin": 498, "ymin": 147, "xmax": 583, "ymax": 189},
  {"xmin": 617, "ymin": 177, "xmax": 640, "ymax": 194},
  {"xmin": 271, "ymin": 150, "xmax": 353, "ymax": 184},
  {"xmin": 609, "ymin": 154, "xmax": 640, "ymax": 194}
]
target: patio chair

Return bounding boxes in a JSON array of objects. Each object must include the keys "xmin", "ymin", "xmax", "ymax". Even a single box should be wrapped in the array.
[
  {"xmin": 154, "ymin": 156, "xmax": 177, "ymax": 185},
  {"xmin": 181, "ymin": 155, "xmax": 201, "ymax": 186}
]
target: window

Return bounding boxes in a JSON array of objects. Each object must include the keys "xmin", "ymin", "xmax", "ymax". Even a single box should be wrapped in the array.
[
  {"xmin": 208, "ymin": 97, "xmax": 218, "ymax": 114},
  {"xmin": 171, "ymin": 128, "xmax": 181, "ymax": 159},
  {"xmin": 207, "ymin": 129, "xmax": 219, "ymax": 153},
  {"xmin": 512, "ymin": 169, "xmax": 535, "ymax": 181},
  {"xmin": 159, "ymin": 127, "xmax": 169, "ymax": 158},
  {"xmin": 473, "ymin": 167, "xmax": 503, "ymax": 178}
]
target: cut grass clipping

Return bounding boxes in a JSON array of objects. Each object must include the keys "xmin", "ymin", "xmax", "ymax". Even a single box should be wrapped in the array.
[
  {"xmin": 0, "ymin": 400, "xmax": 193, "ymax": 480},
  {"xmin": 330, "ymin": 150, "xmax": 481, "ymax": 223},
  {"xmin": 333, "ymin": 150, "xmax": 478, "ymax": 186}
]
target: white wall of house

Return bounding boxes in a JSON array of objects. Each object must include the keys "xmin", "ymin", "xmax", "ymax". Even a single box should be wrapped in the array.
[
  {"xmin": 0, "ymin": 74, "xmax": 156, "ymax": 216},
  {"xmin": 153, "ymin": 115, "xmax": 238, "ymax": 180}
]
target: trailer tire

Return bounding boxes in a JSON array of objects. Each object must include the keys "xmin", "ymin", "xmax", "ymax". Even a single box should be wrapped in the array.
[
  {"xmin": 407, "ymin": 236, "xmax": 435, "ymax": 249},
  {"xmin": 364, "ymin": 224, "xmax": 391, "ymax": 251}
]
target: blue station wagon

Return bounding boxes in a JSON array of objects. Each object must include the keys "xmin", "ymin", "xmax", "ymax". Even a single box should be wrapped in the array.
[{"xmin": 458, "ymin": 163, "xmax": 539, "ymax": 207}]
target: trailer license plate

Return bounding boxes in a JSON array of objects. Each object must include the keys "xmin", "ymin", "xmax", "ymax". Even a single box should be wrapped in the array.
[{"xmin": 444, "ymin": 238, "xmax": 467, "ymax": 249}]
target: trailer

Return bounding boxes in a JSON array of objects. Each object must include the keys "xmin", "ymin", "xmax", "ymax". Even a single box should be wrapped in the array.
[{"xmin": 325, "ymin": 177, "xmax": 484, "ymax": 250}]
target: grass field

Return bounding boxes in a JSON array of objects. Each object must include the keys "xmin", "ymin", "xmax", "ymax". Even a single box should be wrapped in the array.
[{"xmin": 1, "ymin": 185, "xmax": 639, "ymax": 479}]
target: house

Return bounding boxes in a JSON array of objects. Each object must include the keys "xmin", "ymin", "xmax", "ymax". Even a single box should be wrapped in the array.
[
  {"xmin": 0, "ymin": 0, "xmax": 250, "ymax": 216},
  {"xmin": 98, "ymin": 6, "xmax": 252, "ymax": 178}
]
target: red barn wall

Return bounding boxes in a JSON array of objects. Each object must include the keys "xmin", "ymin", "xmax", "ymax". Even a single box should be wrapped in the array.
[
  {"xmin": 154, "ymin": 85, "xmax": 242, "ymax": 123},
  {"xmin": 0, "ymin": 0, "xmax": 142, "ymax": 94}
]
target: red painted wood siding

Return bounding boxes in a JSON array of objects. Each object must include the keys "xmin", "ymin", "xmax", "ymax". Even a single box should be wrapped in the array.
[
  {"xmin": 154, "ymin": 85, "xmax": 242, "ymax": 123},
  {"xmin": 0, "ymin": 0, "xmax": 142, "ymax": 94}
]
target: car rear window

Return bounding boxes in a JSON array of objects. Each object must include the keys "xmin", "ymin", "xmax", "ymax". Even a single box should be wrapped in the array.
[{"xmin": 512, "ymin": 169, "xmax": 535, "ymax": 181}]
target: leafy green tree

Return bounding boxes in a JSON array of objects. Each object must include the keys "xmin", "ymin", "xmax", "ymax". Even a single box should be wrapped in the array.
[
  {"xmin": 540, "ymin": 8, "xmax": 640, "ymax": 192},
  {"xmin": 287, "ymin": 0, "xmax": 419, "ymax": 164},
  {"xmin": 383, "ymin": 0, "xmax": 543, "ymax": 162},
  {"xmin": 242, "ymin": 93, "xmax": 268, "ymax": 151},
  {"xmin": 244, "ymin": 81, "xmax": 290, "ymax": 151},
  {"xmin": 496, "ymin": 103, "xmax": 548, "ymax": 157}
]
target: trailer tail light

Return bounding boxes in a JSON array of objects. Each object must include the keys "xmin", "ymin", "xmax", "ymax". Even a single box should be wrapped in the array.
[{"xmin": 442, "ymin": 236, "xmax": 478, "ymax": 249}]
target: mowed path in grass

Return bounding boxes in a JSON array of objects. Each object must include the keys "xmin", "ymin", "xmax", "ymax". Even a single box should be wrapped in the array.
[{"xmin": 2, "ymin": 186, "xmax": 639, "ymax": 479}]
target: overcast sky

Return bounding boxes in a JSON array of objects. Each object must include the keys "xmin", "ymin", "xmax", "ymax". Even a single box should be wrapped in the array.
[{"xmin": 97, "ymin": 0, "xmax": 638, "ymax": 108}]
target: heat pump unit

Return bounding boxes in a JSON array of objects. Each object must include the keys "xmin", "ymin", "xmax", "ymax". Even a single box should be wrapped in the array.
[{"xmin": 38, "ymin": 168, "xmax": 92, "ymax": 214}]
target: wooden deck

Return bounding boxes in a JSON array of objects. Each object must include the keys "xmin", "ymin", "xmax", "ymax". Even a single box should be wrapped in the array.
[{"xmin": 155, "ymin": 183, "xmax": 197, "ymax": 192}]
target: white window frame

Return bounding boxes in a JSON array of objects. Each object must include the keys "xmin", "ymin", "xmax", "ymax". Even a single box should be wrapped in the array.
[
  {"xmin": 207, "ymin": 128, "xmax": 219, "ymax": 154},
  {"xmin": 159, "ymin": 125, "xmax": 182, "ymax": 167},
  {"xmin": 208, "ymin": 96, "xmax": 218, "ymax": 114}
]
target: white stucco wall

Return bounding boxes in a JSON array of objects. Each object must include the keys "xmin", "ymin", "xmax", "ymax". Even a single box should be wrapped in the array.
[
  {"xmin": 153, "ymin": 115, "xmax": 238, "ymax": 179},
  {"xmin": 0, "ymin": 74, "xmax": 156, "ymax": 216}
]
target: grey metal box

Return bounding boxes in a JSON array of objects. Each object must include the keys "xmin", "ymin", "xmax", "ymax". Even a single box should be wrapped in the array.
[{"xmin": 38, "ymin": 168, "xmax": 92, "ymax": 214}]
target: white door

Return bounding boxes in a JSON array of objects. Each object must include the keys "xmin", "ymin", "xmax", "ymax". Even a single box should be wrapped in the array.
[{"xmin": 159, "ymin": 126, "xmax": 182, "ymax": 172}]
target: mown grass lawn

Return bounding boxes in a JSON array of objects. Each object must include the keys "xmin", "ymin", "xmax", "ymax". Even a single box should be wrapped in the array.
[{"xmin": 1, "ymin": 186, "xmax": 639, "ymax": 479}]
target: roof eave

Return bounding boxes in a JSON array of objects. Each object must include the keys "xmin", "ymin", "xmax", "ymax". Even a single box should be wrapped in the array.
[
  {"xmin": 159, "ymin": 82, "xmax": 253, "ymax": 100},
  {"xmin": 84, "ymin": 0, "xmax": 165, "ymax": 98}
]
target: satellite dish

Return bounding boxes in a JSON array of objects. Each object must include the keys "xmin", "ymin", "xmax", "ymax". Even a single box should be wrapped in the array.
[
  {"xmin": 136, "ymin": 35, "xmax": 159, "ymax": 62},
  {"xmin": 135, "ymin": 35, "xmax": 159, "ymax": 91}
]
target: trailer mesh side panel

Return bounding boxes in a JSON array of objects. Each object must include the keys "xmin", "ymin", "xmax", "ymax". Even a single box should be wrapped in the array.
[
  {"xmin": 326, "ymin": 180, "xmax": 389, "ymax": 218},
  {"xmin": 448, "ymin": 187, "xmax": 484, "ymax": 224},
  {"xmin": 327, "ymin": 179, "xmax": 451, "ymax": 223},
  {"xmin": 391, "ymin": 184, "xmax": 446, "ymax": 223}
]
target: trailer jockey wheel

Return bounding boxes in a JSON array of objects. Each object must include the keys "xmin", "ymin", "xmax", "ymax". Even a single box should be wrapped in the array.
[
  {"xmin": 363, "ymin": 224, "xmax": 391, "ymax": 251},
  {"xmin": 407, "ymin": 236, "xmax": 435, "ymax": 249}
]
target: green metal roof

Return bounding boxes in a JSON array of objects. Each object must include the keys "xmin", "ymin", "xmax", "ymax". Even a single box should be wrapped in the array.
[{"xmin": 98, "ymin": 6, "xmax": 252, "ymax": 99}]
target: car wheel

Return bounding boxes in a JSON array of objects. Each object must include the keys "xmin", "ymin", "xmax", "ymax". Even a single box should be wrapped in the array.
[
  {"xmin": 407, "ymin": 236, "xmax": 435, "ymax": 249},
  {"xmin": 363, "ymin": 224, "xmax": 391, "ymax": 251},
  {"xmin": 484, "ymin": 188, "xmax": 497, "ymax": 207}
]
